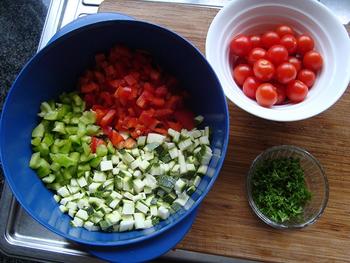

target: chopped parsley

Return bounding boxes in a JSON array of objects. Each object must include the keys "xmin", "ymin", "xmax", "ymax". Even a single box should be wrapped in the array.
[{"xmin": 251, "ymin": 157, "xmax": 312, "ymax": 223}]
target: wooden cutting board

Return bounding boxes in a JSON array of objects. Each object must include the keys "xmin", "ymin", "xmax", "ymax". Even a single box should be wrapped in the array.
[{"xmin": 100, "ymin": 1, "xmax": 350, "ymax": 262}]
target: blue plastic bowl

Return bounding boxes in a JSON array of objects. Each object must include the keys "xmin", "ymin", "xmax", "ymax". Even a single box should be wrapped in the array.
[{"xmin": 0, "ymin": 13, "xmax": 229, "ymax": 247}]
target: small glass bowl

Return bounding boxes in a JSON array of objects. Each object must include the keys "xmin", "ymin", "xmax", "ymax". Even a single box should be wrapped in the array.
[{"xmin": 246, "ymin": 145, "xmax": 329, "ymax": 229}]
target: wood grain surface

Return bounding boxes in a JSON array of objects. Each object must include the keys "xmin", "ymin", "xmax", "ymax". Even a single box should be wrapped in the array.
[{"xmin": 100, "ymin": 1, "xmax": 350, "ymax": 262}]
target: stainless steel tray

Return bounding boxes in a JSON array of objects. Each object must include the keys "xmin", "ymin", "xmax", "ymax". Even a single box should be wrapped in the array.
[{"xmin": 0, "ymin": 0, "xmax": 347, "ymax": 262}]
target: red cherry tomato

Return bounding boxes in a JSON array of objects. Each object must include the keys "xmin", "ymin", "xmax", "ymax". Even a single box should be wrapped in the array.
[
  {"xmin": 261, "ymin": 31, "xmax": 280, "ymax": 49},
  {"xmin": 280, "ymin": 34, "xmax": 297, "ymax": 54},
  {"xmin": 276, "ymin": 62, "xmax": 297, "ymax": 84},
  {"xmin": 233, "ymin": 64, "xmax": 253, "ymax": 86},
  {"xmin": 230, "ymin": 35, "xmax": 253, "ymax": 56},
  {"xmin": 274, "ymin": 83, "xmax": 287, "ymax": 104},
  {"xmin": 247, "ymin": 48, "xmax": 267, "ymax": 65},
  {"xmin": 288, "ymin": 56, "xmax": 302, "ymax": 72},
  {"xmin": 286, "ymin": 80, "xmax": 308, "ymax": 102},
  {"xmin": 267, "ymin": 45, "xmax": 289, "ymax": 65},
  {"xmin": 303, "ymin": 50, "xmax": 323, "ymax": 71},
  {"xmin": 256, "ymin": 83, "xmax": 278, "ymax": 107},
  {"xmin": 297, "ymin": 34, "xmax": 314, "ymax": 55},
  {"xmin": 276, "ymin": 25, "xmax": 295, "ymax": 37},
  {"xmin": 250, "ymin": 35, "xmax": 262, "ymax": 48},
  {"xmin": 233, "ymin": 56, "xmax": 248, "ymax": 68},
  {"xmin": 243, "ymin": 76, "xmax": 261, "ymax": 99},
  {"xmin": 297, "ymin": 69, "xmax": 316, "ymax": 87},
  {"xmin": 253, "ymin": 59, "xmax": 275, "ymax": 81}
]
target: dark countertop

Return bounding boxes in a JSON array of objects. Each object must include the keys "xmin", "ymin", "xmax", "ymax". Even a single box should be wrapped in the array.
[{"xmin": 0, "ymin": 0, "xmax": 48, "ymax": 262}]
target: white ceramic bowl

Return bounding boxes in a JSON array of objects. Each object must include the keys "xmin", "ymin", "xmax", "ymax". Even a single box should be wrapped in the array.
[{"xmin": 206, "ymin": 0, "xmax": 350, "ymax": 121}]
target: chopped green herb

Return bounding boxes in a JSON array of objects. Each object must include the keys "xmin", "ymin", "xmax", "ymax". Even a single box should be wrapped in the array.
[{"xmin": 251, "ymin": 157, "xmax": 312, "ymax": 223}]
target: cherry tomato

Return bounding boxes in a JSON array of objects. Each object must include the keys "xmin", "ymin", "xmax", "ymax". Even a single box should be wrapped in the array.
[
  {"xmin": 288, "ymin": 57, "xmax": 302, "ymax": 72},
  {"xmin": 297, "ymin": 69, "xmax": 316, "ymax": 87},
  {"xmin": 253, "ymin": 59, "xmax": 275, "ymax": 81},
  {"xmin": 233, "ymin": 64, "xmax": 253, "ymax": 86},
  {"xmin": 250, "ymin": 35, "xmax": 262, "ymax": 48},
  {"xmin": 243, "ymin": 76, "xmax": 261, "ymax": 99},
  {"xmin": 274, "ymin": 83, "xmax": 287, "ymax": 104},
  {"xmin": 276, "ymin": 62, "xmax": 297, "ymax": 84},
  {"xmin": 247, "ymin": 48, "xmax": 267, "ymax": 65},
  {"xmin": 276, "ymin": 25, "xmax": 294, "ymax": 37},
  {"xmin": 286, "ymin": 80, "xmax": 308, "ymax": 102},
  {"xmin": 230, "ymin": 35, "xmax": 253, "ymax": 56},
  {"xmin": 297, "ymin": 34, "xmax": 314, "ymax": 55},
  {"xmin": 261, "ymin": 31, "xmax": 280, "ymax": 49},
  {"xmin": 256, "ymin": 83, "xmax": 278, "ymax": 107},
  {"xmin": 303, "ymin": 50, "xmax": 323, "ymax": 71},
  {"xmin": 233, "ymin": 56, "xmax": 248, "ymax": 68},
  {"xmin": 280, "ymin": 34, "xmax": 297, "ymax": 54},
  {"xmin": 267, "ymin": 45, "xmax": 289, "ymax": 65}
]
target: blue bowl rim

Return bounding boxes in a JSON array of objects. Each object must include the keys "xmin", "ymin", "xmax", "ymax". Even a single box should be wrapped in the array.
[{"xmin": 0, "ymin": 17, "xmax": 230, "ymax": 247}]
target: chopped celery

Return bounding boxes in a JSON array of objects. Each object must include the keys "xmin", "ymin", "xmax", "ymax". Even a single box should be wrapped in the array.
[{"xmin": 32, "ymin": 123, "xmax": 45, "ymax": 138}]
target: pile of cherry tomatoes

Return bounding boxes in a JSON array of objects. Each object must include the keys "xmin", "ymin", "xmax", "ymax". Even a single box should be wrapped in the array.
[{"xmin": 230, "ymin": 25, "xmax": 323, "ymax": 107}]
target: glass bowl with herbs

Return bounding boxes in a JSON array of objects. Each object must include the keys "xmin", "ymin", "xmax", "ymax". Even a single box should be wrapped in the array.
[{"xmin": 247, "ymin": 145, "xmax": 329, "ymax": 229}]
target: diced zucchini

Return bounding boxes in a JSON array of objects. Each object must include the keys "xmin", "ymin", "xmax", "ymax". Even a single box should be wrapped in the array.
[
  {"xmin": 122, "ymin": 201, "xmax": 135, "ymax": 215},
  {"xmin": 147, "ymin": 133, "xmax": 166, "ymax": 144},
  {"xmin": 134, "ymin": 213, "xmax": 145, "ymax": 229},
  {"xmin": 136, "ymin": 201, "xmax": 149, "ymax": 214},
  {"xmin": 158, "ymin": 206, "xmax": 170, "ymax": 220},
  {"xmin": 76, "ymin": 209, "xmax": 89, "ymax": 220},
  {"xmin": 93, "ymin": 171, "xmax": 106, "ymax": 182},
  {"xmin": 175, "ymin": 179, "xmax": 186, "ymax": 193},
  {"xmin": 119, "ymin": 220, "xmax": 134, "ymax": 232},
  {"xmin": 100, "ymin": 160, "xmax": 113, "ymax": 171}
]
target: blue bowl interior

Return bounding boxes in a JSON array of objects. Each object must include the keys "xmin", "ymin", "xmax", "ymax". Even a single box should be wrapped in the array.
[{"xmin": 0, "ymin": 18, "xmax": 229, "ymax": 246}]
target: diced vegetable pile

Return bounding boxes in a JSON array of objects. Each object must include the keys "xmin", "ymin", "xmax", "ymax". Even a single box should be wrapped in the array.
[{"xmin": 29, "ymin": 45, "xmax": 213, "ymax": 232}]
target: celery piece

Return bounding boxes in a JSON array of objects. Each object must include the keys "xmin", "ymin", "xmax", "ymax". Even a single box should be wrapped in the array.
[
  {"xmin": 82, "ymin": 142, "xmax": 91, "ymax": 156},
  {"xmin": 73, "ymin": 106, "xmax": 82, "ymax": 113},
  {"xmin": 77, "ymin": 123, "xmax": 86, "ymax": 137},
  {"xmin": 59, "ymin": 140, "xmax": 72, "ymax": 154},
  {"xmin": 72, "ymin": 93, "xmax": 83, "ymax": 106},
  {"xmin": 39, "ymin": 101, "xmax": 53, "ymax": 115},
  {"xmin": 70, "ymin": 117, "xmax": 79, "ymax": 125},
  {"xmin": 37, "ymin": 159, "xmax": 51, "ymax": 178},
  {"xmin": 78, "ymin": 163, "xmax": 91, "ymax": 173},
  {"xmin": 50, "ymin": 153, "xmax": 76, "ymax": 168},
  {"xmin": 90, "ymin": 156, "xmax": 102, "ymax": 168},
  {"xmin": 69, "ymin": 135, "xmax": 81, "ymax": 146},
  {"xmin": 81, "ymin": 136, "xmax": 92, "ymax": 144},
  {"xmin": 50, "ymin": 162, "xmax": 60, "ymax": 172},
  {"xmin": 42, "ymin": 133, "xmax": 54, "ymax": 147},
  {"xmin": 32, "ymin": 123, "xmax": 45, "ymax": 138},
  {"xmin": 69, "ymin": 152, "xmax": 81, "ymax": 163},
  {"xmin": 96, "ymin": 144, "xmax": 108, "ymax": 157},
  {"xmin": 63, "ymin": 168, "xmax": 73, "ymax": 180},
  {"xmin": 80, "ymin": 111, "xmax": 96, "ymax": 125},
  {"xmin": 65, "ymin": 126, "xmax": 78, "ymax": 135},
  {"xmin": 62, "ymin": 112, "xmax": 73, "ymax": 124},
  {"xmin": 107, "ymin": 141, "xmax": 116, "ymax": 154},
  {"xmin": 50, "ymin": 144, "xmax": 60, "ymax": 154},
  {"xmin": 59, "ymin": 92, "xmax": 71, "ymax": 104},
  {"xmin": 57, "ymin": 104, "xmax": 72, "ymax": 120},
  {"xmin": 43, "ymin": 110, "xmax": 59, "ymax": 121},
  {"xmin": 86, "ymin": 125, "xmax": 100, "ymax": 136},
  {"xmin": 34, "ymin": 143, "xmax": 50, "ymax": 158},
  {"xmin": 42, "ymin": 174, "xmax": 56, "ymax": 184},
  {"xmin": 29, "ymin": 152, "xmax": 41, "ymax": 169},
  {"xmin": 31, "ymin": 137, "xmax": 41, "ymax": 147},
  {"xmin": 52, "ymin": 122, "xmax": 66, "ymax": 134}
]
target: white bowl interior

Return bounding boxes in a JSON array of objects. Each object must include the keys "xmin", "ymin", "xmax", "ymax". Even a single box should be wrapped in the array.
[{"xmin": 206, "ymin": 0, "xmax": 350, "ymax": 121}]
